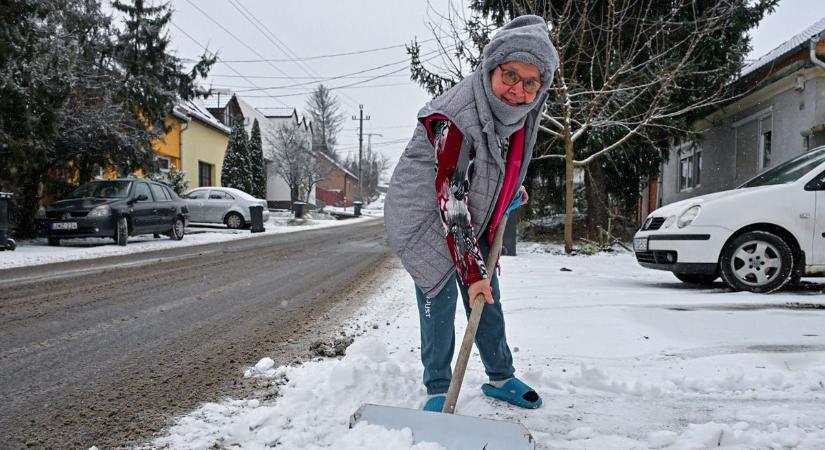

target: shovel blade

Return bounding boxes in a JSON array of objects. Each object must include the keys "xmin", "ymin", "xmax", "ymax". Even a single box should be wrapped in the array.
[{"xmin": 350, "ymin": 404, "xmax": 535, "ymax": 450}]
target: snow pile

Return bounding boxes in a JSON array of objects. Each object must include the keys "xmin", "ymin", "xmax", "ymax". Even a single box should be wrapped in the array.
[{"xmin": 148, "ymin": 245, "xmax": 825, "ymax": 449}]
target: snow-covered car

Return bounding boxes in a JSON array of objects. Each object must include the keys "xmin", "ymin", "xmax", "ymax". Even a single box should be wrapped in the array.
[
  {"xmin": 181, "ymin": 187, "xmax": 269, "ymax": 229},
  {"xmin": 634, "ymin": 146, "xmax": 825, "ymax": 293}
]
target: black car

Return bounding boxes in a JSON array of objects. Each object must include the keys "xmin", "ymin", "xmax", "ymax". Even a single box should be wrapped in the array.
[{"xmin": 43, "ymin": 179, "xmax": 189, "ymax": 246}]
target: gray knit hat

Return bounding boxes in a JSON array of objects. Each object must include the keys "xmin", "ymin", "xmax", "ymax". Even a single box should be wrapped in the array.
[{"xmin": 482, "ymin": 15, "xmax": 559, "ymax": 88}]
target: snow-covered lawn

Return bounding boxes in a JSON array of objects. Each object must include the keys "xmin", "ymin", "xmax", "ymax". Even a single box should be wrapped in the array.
[
  {"xmin": 0, "ymin": 212, "xmax": 371, "ymax": 270},
  {"xmin": 145, "ymin": 244, "xmax": 825, "ymax": 450}
]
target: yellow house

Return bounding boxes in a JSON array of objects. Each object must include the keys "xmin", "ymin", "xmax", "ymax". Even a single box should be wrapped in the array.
[
  {"xmin": 151, "ymin": 113, "xmax": 185, "ymax": 173},
  {"xmin": 174, "ymin": 101, "xmax": 231, "ymax": 188}
]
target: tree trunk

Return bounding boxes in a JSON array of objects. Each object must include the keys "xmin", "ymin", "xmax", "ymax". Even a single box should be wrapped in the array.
[
  {"xmin": 564, "ymin": 138, "xmax": 574, "ymax": 254},
  {"xmin": 584, "ymin": 159, "xmax": 609, "ymax": 243}
]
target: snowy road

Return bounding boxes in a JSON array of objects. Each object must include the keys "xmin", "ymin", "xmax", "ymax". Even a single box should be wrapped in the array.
[{"xmin": 0, "ymin": 218, "xmax": 389, "ymax": 449}]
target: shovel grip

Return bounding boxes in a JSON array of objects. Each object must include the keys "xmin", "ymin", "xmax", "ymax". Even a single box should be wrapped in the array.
[{"xmin": 442, "ymin": 216, "xmax": 509, "ymax": 414}]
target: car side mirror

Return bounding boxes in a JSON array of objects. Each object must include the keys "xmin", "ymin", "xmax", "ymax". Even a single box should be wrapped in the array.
[{"xmin": 130, "ymin": 194, "xmax": 148, "ymax": 204}]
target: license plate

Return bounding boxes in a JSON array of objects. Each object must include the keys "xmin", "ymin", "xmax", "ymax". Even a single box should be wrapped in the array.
[
  {"xmin": 633, "ymin": 237, "xmax": 648, "ymax": 252},
  {"xmin": 51, "ymin": 222, "xmax": 78, "ymax": 230}
]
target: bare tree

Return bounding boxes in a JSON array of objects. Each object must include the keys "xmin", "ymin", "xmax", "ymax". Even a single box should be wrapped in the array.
[
  {"xmin": 410, "ymin": 0, "xmax": 776, "ymax": 253},
  {"xmin": 266, "ymin": 123, "xmax": 328, "ymax": 204}
]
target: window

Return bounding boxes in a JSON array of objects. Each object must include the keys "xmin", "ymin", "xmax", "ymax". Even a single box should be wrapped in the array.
[
  {"xmin": 759, "ymin": 116, "xmax": 773, "ymax": 169},
  {"xmin": 198, "ymin": 161, "xmax": 214, "ymax": 187},
  {"xmin": 209, "ymin": 190, "xmax": 235, "ymax": 200},
  {"xmin": 156, "ymin": 156, "xmax": 171, "ymax": 172},
  {"xmin": 677, "ymin": 143, "xmax": 701, "ymax": 192},
  {"xmin": 133, "ymin": 182, "xmax": 153, "ymax": 202},
  {"xmin": 150, "ymin": 183, "xmax": 170, "ymax": 201},
  {"xmin": 183, "ymin": 190, "xmax": 207, "ymax": 199},
  {"xmin": 163, "ymin": 186, "xmax": 177, "ymax": 199}
]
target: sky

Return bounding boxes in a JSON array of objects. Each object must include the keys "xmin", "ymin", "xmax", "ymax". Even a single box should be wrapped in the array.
[{"xmin": 161, "ymin": 0, "xmax": 825, "ymax": 178}]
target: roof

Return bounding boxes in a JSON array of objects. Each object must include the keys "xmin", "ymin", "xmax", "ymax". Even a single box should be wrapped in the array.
[
  {"xmin": 175, "ymin": 99, "xmax": 231, "ymax": 134},
  {"xmin": 200, "ymin": 89, "xmax": 234, "ymax": 109},
  {"xmin": 316, "ymin": 151, "xmax": 358, "ymax": 179},
  {"xmin": 740, "ymin": 16, "xmax": 825, "ymax": 78}
]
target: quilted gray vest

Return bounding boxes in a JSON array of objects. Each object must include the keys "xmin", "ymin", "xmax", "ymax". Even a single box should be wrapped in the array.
[{"xmin": 385, "ymin": 72, "xmax": 546, "ymax": 298}]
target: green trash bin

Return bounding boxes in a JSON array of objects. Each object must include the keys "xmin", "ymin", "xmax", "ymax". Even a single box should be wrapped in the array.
[
  {"xmin": 0, "ymin": 192, "xmax": 16, "ymax": 251},
  {"xmin": 352, "ymin": 201, "xmax": 363, "ymax": 217},
  {"xmin": 249, "ymin": 205, "xmax": 265, "ymax": 233},
  {"xmin": 293, "ymin": 201, "xmax": 306, "ymax": 219}
]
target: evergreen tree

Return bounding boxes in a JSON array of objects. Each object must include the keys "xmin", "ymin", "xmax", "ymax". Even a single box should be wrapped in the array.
[
  {"xmin": 305, "ymin": 84, "xmax": 345, "ymax": 160},
  {"xmin": 149, "ymin": 164, "xmax": 189, "ymax": 195},
  {"xmin": 221, "ymin": 118, "xmax": 251, "ymax": 192},
  {"xmin": 248, "ymin": 119, "xmax": 267, "ymax": 199}
]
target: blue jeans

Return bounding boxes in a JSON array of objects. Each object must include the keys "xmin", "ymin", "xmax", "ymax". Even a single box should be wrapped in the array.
[{"xmin": 414, "ymin": 242, "xmax": 515, "ymax": 394}]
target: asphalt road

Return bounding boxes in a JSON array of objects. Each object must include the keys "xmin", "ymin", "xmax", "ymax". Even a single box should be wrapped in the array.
[{"xmin": 0, "ymin": 218, "xmax": 391, "ymax": 449}]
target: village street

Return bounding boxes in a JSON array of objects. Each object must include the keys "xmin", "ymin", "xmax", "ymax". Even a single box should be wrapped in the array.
[{"xmin": 0, "ymin": 218, "xmax": 389, "ymax": 449}]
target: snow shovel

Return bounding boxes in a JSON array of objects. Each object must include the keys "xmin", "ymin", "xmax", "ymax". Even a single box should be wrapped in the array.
[{"xmin": 350, "ymin": 194, "xmax": 534, "ymax": 450}]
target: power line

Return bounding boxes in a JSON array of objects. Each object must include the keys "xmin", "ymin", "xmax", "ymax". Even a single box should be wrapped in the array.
[{"xmin": 170, "ymin": 22, "xmax": 290, "ymax": 107}]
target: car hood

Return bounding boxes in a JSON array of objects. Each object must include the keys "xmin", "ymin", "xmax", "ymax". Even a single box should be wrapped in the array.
[
  {"xmin": 652, "ymin": 184, "xmax": 786, "ymax": 217},
  {"xmin": 47, "ymin": 197, "xmax": 119, "ymax": 212}
]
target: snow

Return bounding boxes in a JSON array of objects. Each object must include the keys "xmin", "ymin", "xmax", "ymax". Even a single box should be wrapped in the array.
[
  {"xmin": 138, "ymin": 243, "xmax": 825, "ymax": 450},
  {"xmin": 0, "ymin": 212, "xmax": 369, "ymax": 270}
]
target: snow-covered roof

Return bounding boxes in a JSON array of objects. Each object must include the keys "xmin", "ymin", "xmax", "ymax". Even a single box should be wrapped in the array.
[
  {"xmin": 200, "ymin": 89, "xmax": 234, "ymax": 109},
  {"xmin": 316, "ymin": 150, "xmax": 358, "ymax": 180},
  {"xmin": 740, "ymin": 16, "xmax": 825, "ymax": 79},
  {"xmin": 175, "ymin": 99, "xmax": 231, "ymax": 134}
]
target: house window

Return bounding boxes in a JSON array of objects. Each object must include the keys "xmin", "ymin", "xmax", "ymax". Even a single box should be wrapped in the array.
[
  {"xmin": 156, "ymin": 156, "xmax": 171, "ymax": 172},
  {"xmin": 198, "ymin": 161, "xmax": 214, "ymax": 187},
  {"xmin": 759, "ymin": 116, "xmax": 772, "ymax": 169},
  {"xmin": 677, "ymin": 144, "xmax": 701, "ymax": 192}
]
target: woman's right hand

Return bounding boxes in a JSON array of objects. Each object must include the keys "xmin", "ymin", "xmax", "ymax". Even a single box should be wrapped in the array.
[{"xmin": 467, "ymin": 279, "xmax": 494, "ymax": 308}]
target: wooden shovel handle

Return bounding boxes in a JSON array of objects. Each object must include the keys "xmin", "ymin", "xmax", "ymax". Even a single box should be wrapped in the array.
[{"xmin": 442, "ymin": 216, "xmax": 509, "ymax": 414}]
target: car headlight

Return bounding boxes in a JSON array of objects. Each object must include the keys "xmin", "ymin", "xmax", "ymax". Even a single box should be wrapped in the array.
[
  {"xmin": 677, "ymin": 206, "xmax": 701, "ymax": 228},
  {"xmin": 87, "ymin": 205, "xmax": 111, "ymax": 217},
  {"xmin": 663, "ymin": 215, "xmax": 676, "ymax": 228}
]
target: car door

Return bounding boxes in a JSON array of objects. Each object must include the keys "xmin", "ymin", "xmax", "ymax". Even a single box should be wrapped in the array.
[
  {"xmin": 205, "ymin": 190, "xmax": 233, "ymax": 223},
  {"xmin": 183, "ymin": 189, "xmax": 207, "ymax": 222},
  {"xmin": 149, "ymin": 183, "xmax": 174, "ymax": 232},
  {"xmin": 810, "ymin": 169, "xmax": 825, "ymax": 266},
  {"xmin": 130, "ymin": 182, "xmax": 155, "ymax": 234}
]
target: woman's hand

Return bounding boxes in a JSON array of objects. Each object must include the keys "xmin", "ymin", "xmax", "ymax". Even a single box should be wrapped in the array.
[
  {"xmin": 517, "ymin": 185, "xmax": 529, "ymax": 205},
  {"xmin": 467, "ymin": 278, "xmax": 494, "ymax": 308}
]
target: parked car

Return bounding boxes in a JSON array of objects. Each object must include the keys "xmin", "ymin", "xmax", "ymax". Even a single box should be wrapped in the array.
[
  {"xmin": 41, "ymin": 179, "xmax": 188, "ymax": 246},
  {"xmin": 181, "ymin": 187, "xmax": 269, "ymax": 229},
  {"xmin": 634, "ymin": 145, "xmax": 825, "ymax": 293}
]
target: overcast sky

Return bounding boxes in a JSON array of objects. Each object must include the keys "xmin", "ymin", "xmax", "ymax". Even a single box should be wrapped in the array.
[{"xmin": 164, "ymin": 0, "xmax": 825, "ymax": 177}]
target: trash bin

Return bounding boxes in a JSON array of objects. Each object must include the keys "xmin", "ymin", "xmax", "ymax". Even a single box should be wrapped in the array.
[
  {"xmin": 293, "ymin": 201, "xmax": 306, "ymax": 219},
  {"xmin": 352, "ymin": 201, "xmax": 363, "ymax": 217},
  {"xmin": 0, "ymin": 192, "xmax": 16, "ymax": 251},
  {"xmin": 249, "ymin": 205, "xmax": 265, "ymax": 233}
]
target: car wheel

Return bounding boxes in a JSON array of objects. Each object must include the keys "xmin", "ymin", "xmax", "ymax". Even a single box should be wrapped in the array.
[
  {"xmin": 115, "ymin": 217, "xmax": 129, "ymax": 246},
  {"xmin": 6, "ymin": 239, "xmax": 16, "ymax": 251},
  {"xmin": 673, "ymin": 273, "xmax": 718, "ymax": 285},
  {"xmin": 225, "ymin": 212, "xmax": 244, "ymax": 229},
  {"xmin": 48, "ymin": 237, "xmax": 60, "ymax": 246},
  {"xmin": 170, "ymin": 216, "xmax": 185, "ymax": 240},
  {"xmin": 719, "ymin": 231, "xmax": 793, "ymax": 293}
]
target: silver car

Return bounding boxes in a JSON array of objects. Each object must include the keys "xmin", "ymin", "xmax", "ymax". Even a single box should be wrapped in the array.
[{"xmin": 182, "ymin": 187, "xmax": 269, "ymax": 229}]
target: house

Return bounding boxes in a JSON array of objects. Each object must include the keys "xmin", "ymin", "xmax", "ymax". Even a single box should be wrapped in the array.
[
  {"xmin": 657, "ymin": 18, "xmax": 825, "ymax": 207},
  {"xmin": 175, "ymin": 100, "xmax": 231, "ymax": 188},
  {"xmin": 315, "ymin": 151, "xmax": 359, "ymax": 207},
  {"xmin": 261, "ymin": 107, "xmax": 315, "ymax": 209}
]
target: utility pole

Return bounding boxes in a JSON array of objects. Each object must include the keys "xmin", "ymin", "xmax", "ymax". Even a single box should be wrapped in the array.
[{"xmin": 351, "ymin": 104, "xmax": 370, "ymax": 201}]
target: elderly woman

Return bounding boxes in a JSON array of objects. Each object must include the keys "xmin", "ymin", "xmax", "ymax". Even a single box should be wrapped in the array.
[{"xmin": 385, "ymin": 15, "xmax": 559, "ymax": 412}]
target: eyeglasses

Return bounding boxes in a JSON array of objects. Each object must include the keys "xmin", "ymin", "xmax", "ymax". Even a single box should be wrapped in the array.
[{"xmin": 498, "ymin": 66, "xmax": 541, "ymax": 93}]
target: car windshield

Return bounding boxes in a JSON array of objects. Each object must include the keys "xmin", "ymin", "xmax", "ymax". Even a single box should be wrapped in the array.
[
  {"xmin": 739, "ymin": 147, "xmax": 825, "ymax": 188},
  {"xmin": 67, "ymin": 181, "xmax": 132, "ymax": 199}
]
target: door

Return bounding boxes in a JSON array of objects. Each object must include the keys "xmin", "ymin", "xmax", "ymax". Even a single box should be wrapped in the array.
[
  {"xmin": 183, "ymin": 189, "xmax": 207, "ymax": 222},
  {"xmin": 149, "ymin": 183, "xmax": 174, "ymax": 232},
  {"xmin": 205, "ymin": 190, "xmax": 233, "ymax": 223},
  {"xmin": 814, "ymin": 189, "xmax": 825, "ymax": 266},
  {"xmin": 130, "ymin": 182, "xmax": 155, "ymax": 234}
]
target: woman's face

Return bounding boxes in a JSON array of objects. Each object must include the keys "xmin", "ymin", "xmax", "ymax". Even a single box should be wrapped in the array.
[{"xmin": 491, "ymin": 61, "xmax": 541, "ymax": 106}]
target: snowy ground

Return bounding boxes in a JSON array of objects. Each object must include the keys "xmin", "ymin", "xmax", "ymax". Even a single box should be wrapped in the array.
[
  {"xmin": 0, "ymin": 211, "xmax": 370, "ymax": 270},
  {"xmin": 142, "ymin": 244, "xmax": 825, "ymax": 450}
]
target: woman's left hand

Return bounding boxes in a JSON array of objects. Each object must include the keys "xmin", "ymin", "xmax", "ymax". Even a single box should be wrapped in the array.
[{"xmin": 517, "ymin": 185, "xmax": 529, "ymax": 205}]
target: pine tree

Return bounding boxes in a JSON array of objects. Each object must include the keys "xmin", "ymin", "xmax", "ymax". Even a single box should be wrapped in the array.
[
  {"xmin": 248, "ymin": 119, "xmax": 267, "ymax": 199},
  {"xmin": 222, "ymin": 119, "xmax": 251, "ymax": 192}
]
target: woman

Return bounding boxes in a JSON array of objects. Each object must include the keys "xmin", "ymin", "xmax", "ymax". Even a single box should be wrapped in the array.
[{"xmin": 385, "ymin": 15, "xmax": 559, "ymax": 412}]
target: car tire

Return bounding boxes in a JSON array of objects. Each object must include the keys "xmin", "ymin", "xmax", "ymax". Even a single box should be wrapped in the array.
[
  {"xmin": 673, "ymin": 273, "xmax": 718, "ymax": 285},
  {"xmin": 169, "ymin": 216, "xmax": 185, "ymax": 240},
  {"xmin": 6, "ymin": 239, "xmax": 15, "ymax": 251},
  {"xmin": 225, "ymin": 212, "xmax": 245, "ymax": 229},
  {"xmin": 719, "ymin": 231, "xmax": 793, "ymax": 293},
  {"xmin": 48, "ymin": 237, "xmax": 60, "ymax": 246},
  {"xmin": 115, "ymin": 217, "xmax": 129, "ymax": 246}
]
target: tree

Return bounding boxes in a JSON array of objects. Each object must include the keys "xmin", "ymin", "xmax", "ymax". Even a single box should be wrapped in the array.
[
  {"xmin": 222, "ymin": 119, "xmax": 252, "ymax": 192},
  {"xmin": 149, "ymin": 163, "xmax": 189, "ymax": 194},
  {"xmin": 409, "ymin": 0, "xmax": 776, "ymax": 253},
  {"xmin": 266, "ymin": 123, "xmax": 326, "ymax": 203},
  {"xmin": 343, "ymin": 145, "xmax": 388, "ymax": 202},
  {"xmin": 305, "ymin": 84, "xmax": 345, "ymax": 160},
  {"xmin": 248, "ymin": 119, "xmax": 267, "ymax": 199}
]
